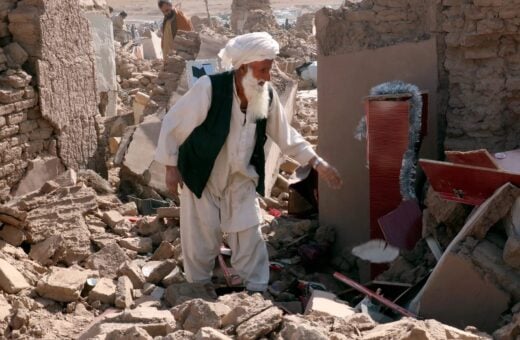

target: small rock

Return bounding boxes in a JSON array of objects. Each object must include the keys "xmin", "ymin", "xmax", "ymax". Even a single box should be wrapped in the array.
[
  {"xmin": 85, "ymin": 243, "xmax": 129, "ymax": 278},
  {"xmin": 106, "ymin": 326, "xmax": 153, "ymax": 340},
  {"xmin": 36, "ymin": 267, "xmax": 90, "ymax": 302},
  {"xmin": 194, "ymin": 327, "xmax": 233, "ymax": 340},
  {"xmin": 156, "ymin": 207, "xmax": 180, "ymax": 219},
  {"xmin": 118, "ymin": 261, "xmax": 146, "ymax": 289},
  {"xmin": 173, "ymin": 299, "xmax": 230, "ymax": 333},
  {"xmin": 29, "ymin": 235, "xmax": 63, "ymax": 266},
  {"xmin": 4, "ymin": 43, "xmax": 28, "ymax": 67},
  {"xmin": 10, "ymin": 309, "xmax": 29, "ymax": 330},
  {"xmin": 236, "ymin": 307, "xmax": 283, "ymax": 340},
  {"xmin": 115, "ymin": 276, "xmax": 133, "ymax": 309},
  {"xmin": 162, "ymin": 266, "xmax": 185, "ymax": 286},
  {"xmin": 304, "ymin": 290, "xmax": 356, "ymax": 318},
  {"xmin": 143, "ymin": 260, "xmax": 176, "ymax": 284},
  {"xmin": 119, "ymin": 237, "xmax": 153, "ymax": 254},
  {"xmin": 0, "ymin": 258, "xmax": 31, "ymax": 294},
  {"xmin": 88, "ymin": 278, "xmax": 116, "ymax": 305},
  {"xmin": 0, "ymin": 224, "xmax": 25, "ymax": 246},
  {"xmin": 102, "ymin": 210, "xmax": 125, "ymax": 228},
  {"xmin": 163, "ymin": 330, "xmax": 195, "ymax": 340},
  {"xmin": 150, "ymin": 286, "xmax": 165, "ymax": 300},
  {"xmin": 151, "ymin": 241, "xmax": 176, "ymax": 260},
  {"xmin": 137, "ymin": 216, "xmax": 163, "ymax": 236}
]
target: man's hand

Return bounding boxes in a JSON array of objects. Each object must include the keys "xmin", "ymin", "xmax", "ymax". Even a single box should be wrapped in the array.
[
  {"xmin": 166, "ymin": 166, "xmax": 183, "ymax": 196},
  {"xmin": 310, "ymin": 157, "xmax": 343, "ymax": 190}
]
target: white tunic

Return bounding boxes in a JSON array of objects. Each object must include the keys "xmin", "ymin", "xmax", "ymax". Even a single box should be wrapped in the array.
[{"xmin": 155, "ymin": 75, "xmax": 316, "ymax": 232}]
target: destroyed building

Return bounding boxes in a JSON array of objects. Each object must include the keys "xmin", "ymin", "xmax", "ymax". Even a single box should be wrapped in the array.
[{"xmin": 0, "ymin": 0, "xmax": 518, "ymax": 338}]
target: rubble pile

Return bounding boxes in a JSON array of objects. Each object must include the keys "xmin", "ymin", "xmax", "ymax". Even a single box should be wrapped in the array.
[{"xmin": 230, "ymin": 0, "xmax": 275, "ymax": 34}]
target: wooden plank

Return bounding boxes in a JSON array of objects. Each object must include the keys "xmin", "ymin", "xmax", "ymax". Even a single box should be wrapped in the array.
[
  {"xmin": 445, "ymin": 149, "xmax": 499, "ymax": 169},
  {"xmin": 419, "ymin": 159, "xmax": 520, "ymax": 205}
]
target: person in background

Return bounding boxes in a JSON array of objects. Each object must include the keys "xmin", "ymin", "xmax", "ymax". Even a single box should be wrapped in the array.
[
  {"xmin": 112, "ymin": 11, "xmax": 130, "ymax": 44},
  {"xmin": 158, "ymin": 0, "xmax": 193, "ymax": 58}
]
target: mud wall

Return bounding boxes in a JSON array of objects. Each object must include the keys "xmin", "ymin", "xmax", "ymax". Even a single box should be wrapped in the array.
[
  {"xmin": 0, "ymin": 0, "xmax": 105, "ymax": 201},
  {"xmin": 439, "ymin": 1, "xmax": 520, "ymax": 152}
]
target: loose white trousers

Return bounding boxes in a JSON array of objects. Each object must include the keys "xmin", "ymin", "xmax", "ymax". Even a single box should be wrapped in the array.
[{"xmin": 180, "ymin": 186, "xmax": 269, "ymax": 292}]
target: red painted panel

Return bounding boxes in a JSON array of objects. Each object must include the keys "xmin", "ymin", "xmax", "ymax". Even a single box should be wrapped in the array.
[
  {"xmin": 420, "ymin": 159, "xmax": 520, "ymax": 205},
  {"xmin": 366, "ymin": 99, "xmax": 411, "ymax": 241},
  {"xmin": 445, "ymin": 149, "xmax": 499, "ymax": 169}
]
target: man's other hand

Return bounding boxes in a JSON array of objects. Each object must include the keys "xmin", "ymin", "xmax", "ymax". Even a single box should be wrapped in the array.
[{"xmin": 166, "ymin": 166, "xmax": 183, "ymax": 195}]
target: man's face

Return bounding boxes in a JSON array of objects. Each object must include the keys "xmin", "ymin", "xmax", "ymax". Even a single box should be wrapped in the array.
[
  {"xmin": 160, "ymin": 4, "xmax": 173, "ymax": 16},
  {"xmin": 247, "ymin": 59, "xmax": 273, "ymax": 85}
]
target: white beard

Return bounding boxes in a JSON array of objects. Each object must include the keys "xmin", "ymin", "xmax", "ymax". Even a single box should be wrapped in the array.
[{"xmin": 241, "ymin": 68, "xmax": 269, "ymax": 121}]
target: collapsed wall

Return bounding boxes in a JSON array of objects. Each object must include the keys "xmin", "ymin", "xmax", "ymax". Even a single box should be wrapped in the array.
[
  {"xmin": 230, "ymin": 0, "xmax": 275, "ymax": 33},
  {"xmin": 0, "ymin": 0, "xmax": 105, "ymax": 201},
  {"xmin": 439, "ymin": 1, "xmax": 520, "ymax": 152}
]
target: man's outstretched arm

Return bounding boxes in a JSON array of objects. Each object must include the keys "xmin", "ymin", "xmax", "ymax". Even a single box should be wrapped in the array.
[{"xmin": 266, "ymin": 90, "xmax": 342, "ymax": 189}]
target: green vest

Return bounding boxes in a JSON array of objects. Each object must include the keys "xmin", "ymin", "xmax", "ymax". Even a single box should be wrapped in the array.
[{"xmin": 178, "ymin": 71, "xmax": 270, "ymax": 199}]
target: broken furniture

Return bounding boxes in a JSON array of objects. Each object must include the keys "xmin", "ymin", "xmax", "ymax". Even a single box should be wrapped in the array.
[{"xmin": 420, "ymin": 149, "xmax": 520, "ymax": 205}]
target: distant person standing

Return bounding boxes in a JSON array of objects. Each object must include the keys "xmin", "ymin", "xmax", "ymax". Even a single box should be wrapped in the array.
[
  {"xmin": 158, "ymin": 0, "xmax": 193, "ymax": 58},
  {"xmin": 112, "ymin": 11, "xmax": 130, "ymax": 44}
]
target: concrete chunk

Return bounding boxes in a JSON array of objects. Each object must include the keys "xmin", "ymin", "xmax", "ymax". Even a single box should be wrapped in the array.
[
  {"xmin": 118, "ymin": 261, "xmax": 146, "ymax": 289},
  {"xmin": 304, "ymin": 290, "xmax": 356, "ymax": 318},
  {"xmin": 36, "ymin": 267, "xmax": 90, "ymax": 302},
  {"xmin": 115, "ymin": 275, "xmax": 133, "ymax": 309},
  {"xmin": 0, "ymin": 258, "xmax": 30, "ymax": 294},
  {"xmin": 88, "ymin": 277, "xmax": 116, "ymax": 305},
  {"xmin": 102, "ymin": 210, "xmax": 125, "ymax": 228},
  {"xmin": 143, "ymin": 260, "xmax": 176, "ymax": 284},
  {"xmin": 0, "ymin": 224, "xmax": 25, "ymax": 246},
  {"xmin": 85, "ymin": 242, "xmax": 129, "ymax": 278},
  {"xmin": 236, "ymin": 306, "xmax": 283, "ymax": 340},
  {"xmin": 195, "ymin": 327, "xmax": 233, "ymax": 340},
  {"xmin": 151, "ymin": 241, "xmax": 175, "ymax": 260},
  {"xmin": 119, "ymin": 237, "xmax": 153, "ymax": 254}
]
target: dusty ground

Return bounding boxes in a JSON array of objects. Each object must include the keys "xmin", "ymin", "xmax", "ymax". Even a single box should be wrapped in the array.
[{"xmin": 107, "ymin": 0, "xmax": 342, "ymax": 21}]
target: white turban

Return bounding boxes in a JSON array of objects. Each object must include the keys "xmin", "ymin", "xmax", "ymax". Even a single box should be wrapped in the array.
[{"xmin": 218, "ymin": 32, "xmax": 280, "ymax": 70}]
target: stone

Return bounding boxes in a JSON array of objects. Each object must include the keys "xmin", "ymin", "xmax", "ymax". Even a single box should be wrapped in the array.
[
  {"xmin": 3, "ymin": 42, "xmax": 28, "ymax": 67},
  {"xmin": 85, "ymin": 242, "xmax": 129, "ymax": 278},
  {"xmin": 118, "ymin": 261, "xmax": 146, "ymax": 289},
  {"xmin": 0, "ymin": 258, "xmax": 30, "ymax": 294},
  {"xmin": 103, "ymin": 210, "xmax": 125, "ymax": 228},
  {"xmin": 220, "ymin": 293, "xmax": 273, "ymax": 327},
  {"xmin": 88, "ymin": 278, "xmax": 116, "ymax": 305},
  {"xmin": 503, "ymin": 234, "xmax": 520, "ymax": 269},
  {"xmin": 36, "ymin": 267, "xmax": 90, "ymax": 302},
  {"xmin": 118, "ymin": 201, "xmax": 138, "ymax": 217},
  {"xmin": 150, "ymin": 286, "xmax": 165, "ymax": 300},
  {"xmin": 0, "ymin": 224, "xmax": 25, "ymax": 246},
  {"xmin": 119, "ymin": 237, "xmax": 153, "ymax": 254},
  {"xmin": 236, "ymin": 307, "xmax": 283, "ymax": 340},
  {"xmin": 143, "ymin": 260, "xmax": 176, "ymax": 284},
  {"xmin": 106, "ymin": 326, "xmax": 153, "ymax": 340},
  {"xmin": 14, "ymin": 157, "xmax": 65, "ymax": 197},
  {"xmin": 28, "ymin": 235, "xmax": 63, "ymax": 265},
  {"xmin": 162, "ymin": 266, "xmax": 185, "ymax": 286},
  {"xmin": 304, "ymin": 290, "xmax": 356, "ymax": 318},
  {"xmin": 151, "ymin": 241, "xmax": 176, "ymax": 260},
  {"xmin": 115, "ymin": 275, "xmax": 133, "ymax": 309},
  {"xmin": 173, "ymin": 299, "xmax": 230, "ymax": 333},
  {"xmin": 425, "ymin": 188, "xmax": 470, "ymax": 230},
  {"xmin": 165, "ymin": 283, "xmax": 216, "ymax": 307},
  {"xmin": 156, "ymin": 207, "xmax": 180, "ymax": 219},
  {"xmin": 79, "ymin": 307, "xmax": 176, "ymax": 339},
  {"xmin": 53, "ymin": 169, "xmax": 78, "ymax": 187},
  {"xmin": 493, "ymin": 313, "xmax": 520, "ymax": 340},
  {"xmin": 163, "ymin": 330, "xmax": 195, "ymax": 339},
  {"xmin": 194, "ymin": 327, "xmax": 233, "ymax": 340},
  {"xmin": 137, "ymin": 216, "xmax": 163, "ymax": 236},
  {"xmin": 280, "ymin": 316, "xmax": 329, "ymax": 340}
]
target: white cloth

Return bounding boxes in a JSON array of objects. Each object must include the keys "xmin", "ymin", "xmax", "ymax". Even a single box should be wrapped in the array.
[
  {"xmin": 218, "ymin": 32, "xmax": 280, "ymax": 70},
  {"xmin": 155, "ymin": 75, "xmax": 316, "ymax": 232},
  {"xmin": 180, "ymin": 187, "xmax": 269, "ymax": 291}
]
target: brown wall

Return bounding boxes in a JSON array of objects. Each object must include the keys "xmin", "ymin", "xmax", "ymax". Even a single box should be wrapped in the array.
[{"xmin": 317, "ymin": 39, "xmax": 439, "ymax": 248}]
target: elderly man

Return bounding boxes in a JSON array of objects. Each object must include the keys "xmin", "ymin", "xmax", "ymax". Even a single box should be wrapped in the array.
[
  {"xmin": 158, "ymin": 0, "xmax": 193, "ymax": 58},
  {"xmin": 155, "ymin": 32, "xmax": 342, "ymax": 293}
]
